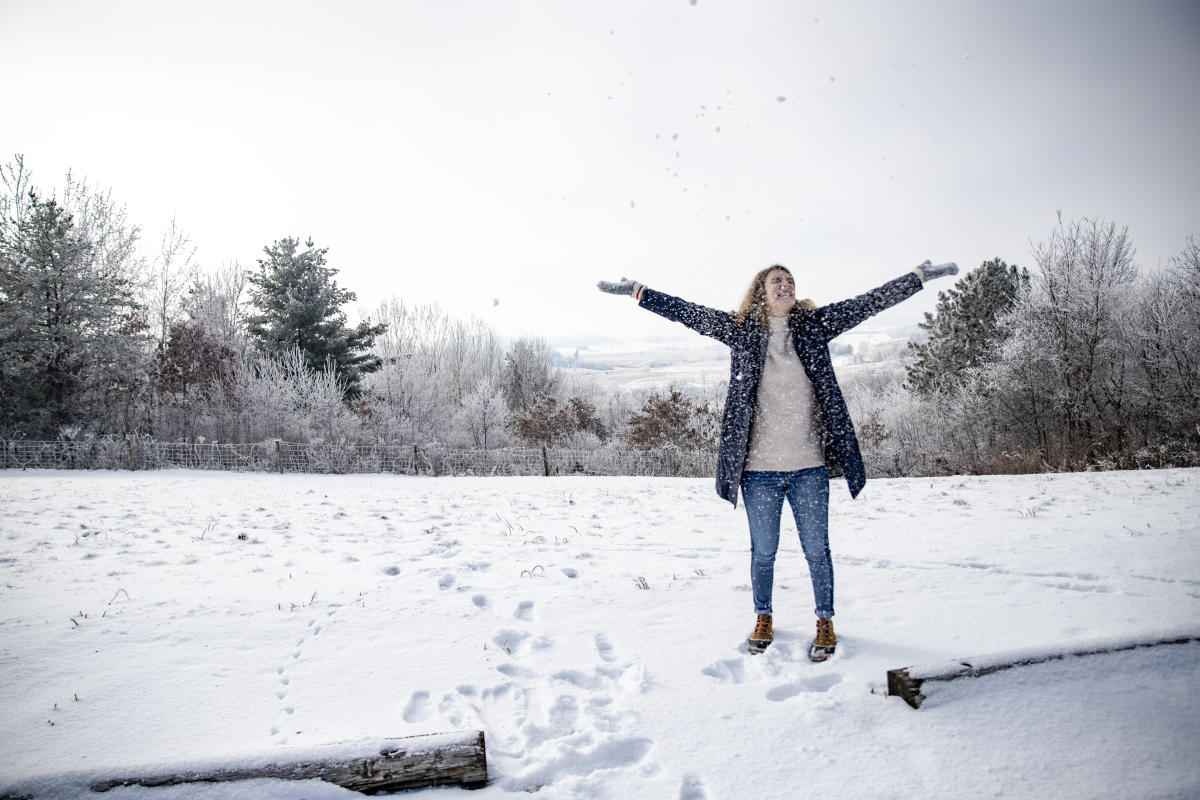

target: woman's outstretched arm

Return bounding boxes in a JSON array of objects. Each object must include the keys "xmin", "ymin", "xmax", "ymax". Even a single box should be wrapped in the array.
[
  {"xmin": 597, "ymin": 278, "xmax": 738, "ymax": 346},
  {"xmin": 813, "ymin": 261, "xmax": 958, "ymax": 342}
]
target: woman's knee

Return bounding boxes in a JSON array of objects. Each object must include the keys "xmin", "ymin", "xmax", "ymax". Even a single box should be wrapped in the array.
[{"xmin": 750, "ymin": 543, "xmax": 779, "ymax": 563}]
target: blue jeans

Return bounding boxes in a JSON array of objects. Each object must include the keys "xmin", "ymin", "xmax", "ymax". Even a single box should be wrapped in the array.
[{"xmin": 741, "ymin": 467, "xmax": 833, "ymax": 619}]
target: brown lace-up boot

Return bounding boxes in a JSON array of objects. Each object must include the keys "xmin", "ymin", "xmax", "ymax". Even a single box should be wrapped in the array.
[
  {"xmin": 809, "ymin": 617, "xmax": 836, "ymax": 662},
  {"xmin": 748, "ymin": 614, "xmax": 773, "ymax": 654}
]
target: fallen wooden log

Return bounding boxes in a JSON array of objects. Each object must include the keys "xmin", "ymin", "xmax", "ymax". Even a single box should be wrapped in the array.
[
  {"xmin": 887, "ymin": 633, "xmax": 1200, "ymax": 709},
  {"xmin": 0, "ymin": 730, "xmax": 486, "ymax": 798}
]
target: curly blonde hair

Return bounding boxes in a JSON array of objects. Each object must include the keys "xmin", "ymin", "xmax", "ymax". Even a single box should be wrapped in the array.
[{"xmin": 733, "ymin": 264, "xmax": 816, "ymax": 328}]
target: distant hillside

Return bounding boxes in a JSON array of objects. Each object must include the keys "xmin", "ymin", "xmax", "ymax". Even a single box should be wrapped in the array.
[{"xmin": 552, "ymin": 323, "xmax": 923, "ymax": 392}]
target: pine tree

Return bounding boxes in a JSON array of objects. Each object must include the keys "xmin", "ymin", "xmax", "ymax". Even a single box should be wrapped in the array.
[
  {"xmin": 0, "ymin": 193, "xmax": 146, "ymax": 435},
  {"xmin": 905, "ymin": 258, "xmax": 1030, "ymax": 396},
  {"xmin": 245, "ymin": 237, "xmax": 386, "ymax": 398}
]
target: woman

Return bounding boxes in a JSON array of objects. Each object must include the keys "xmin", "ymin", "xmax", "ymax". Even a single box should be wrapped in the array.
[{"xmin": 598, "ymin": 260, "xmax": 958, "ymax": 660}]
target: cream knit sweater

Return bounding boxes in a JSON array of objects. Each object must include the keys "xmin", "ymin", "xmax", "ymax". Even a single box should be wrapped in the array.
[{"xmin": 744, "ymin": 315, "xmax": 825, "ymax": 471}]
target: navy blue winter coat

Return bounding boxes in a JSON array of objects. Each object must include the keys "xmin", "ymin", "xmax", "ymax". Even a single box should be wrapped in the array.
[{"xmin": 638, "ymin": 271, "xmax": 924, "ymax": 506}]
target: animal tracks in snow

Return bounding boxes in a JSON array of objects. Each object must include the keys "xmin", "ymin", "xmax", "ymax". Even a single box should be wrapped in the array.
[{"xmin": 268, "ymin": 607, "xmax": 342, "ymax": 745}]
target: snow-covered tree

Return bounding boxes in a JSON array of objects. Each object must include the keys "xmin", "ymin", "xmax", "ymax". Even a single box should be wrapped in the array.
[
  {"xmin": 0, "ymin": 168, "xmax": 148, "ymax": 436},
  {"xmin": 453, "ymin": 377, "xmax": 509, "ymax": 448},
  {"xmin": 624, "ymin": 386, "xmax": 708, "ymax": 450},
  {"xmin": 246, "ymin": 237, "xmax": 386, "ymax": 398},
  {"xmin": 151, "ymin": 320, "xmax": 238, "ymax": 441},
  {"xmin": 983, "ymin": 217, "xmax": 1137, "ymax": 465},
  {"xmin": 182, "ymin": 260, "xmax": 249, "ymax": 353},
  {"xmin": 905, "ymin": 258, "xmax": 1029, "ymax": 396},
  {"xmin": 510, "ymin": 395, "xmax": 608, "ymax": 446},
  {"xmin": 1125, "ymin": 237, "xmax": 1200, "ymax": 448},
  {"xmin": 501, "ymin": 336, "xmax": 560, "ymax": 412},
  {"xmin": 144, "ymin": 217, "xmax": 200, "ymax": 345},
  {"xmin": 362, "ymin": 299, "xmax": 506, "ymax": 444}
]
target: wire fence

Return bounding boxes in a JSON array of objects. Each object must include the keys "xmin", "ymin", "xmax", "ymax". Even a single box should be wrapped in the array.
[{"xmin": 0, "ymin": 438, "xmax": 717, "ymax": 478}]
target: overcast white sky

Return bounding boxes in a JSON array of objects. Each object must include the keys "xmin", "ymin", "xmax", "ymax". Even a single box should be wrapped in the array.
[{"xmin": 2, "ymin": 0, "xmax": 1198, "ymax": 345}]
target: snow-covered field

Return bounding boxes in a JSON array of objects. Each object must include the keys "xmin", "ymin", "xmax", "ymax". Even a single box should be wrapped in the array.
[{"xmin": 1, "ymin": 468, "xmax": 1198, "ymax": 799}]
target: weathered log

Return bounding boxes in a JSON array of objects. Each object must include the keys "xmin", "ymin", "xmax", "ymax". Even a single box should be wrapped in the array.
[
  {"xmin": 1, "ymin": 730, "xmax": 486, "ymax": 798},
  {"xmin": 887, "ymin": 634, "xmax": 1200, "ymax": 709}
]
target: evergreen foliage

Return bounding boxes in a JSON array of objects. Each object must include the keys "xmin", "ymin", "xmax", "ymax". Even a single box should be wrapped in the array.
[
  {"xmin": 905, "ymin": 258, "xmax": 1029, "ymax": 396},
  {"xmin": 245, "ymin": 237, "xmax": 386, "ymax": 398},
  {"xmin": 3, "ymin": 156, "xmax": 1195, "ymax": 472},
  {"xmin": 0, "ymin": 192, "xmax": 147, "ymax": 435}
]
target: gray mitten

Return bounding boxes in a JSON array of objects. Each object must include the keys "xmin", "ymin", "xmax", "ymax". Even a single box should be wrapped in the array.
[
  {"xmin": 914, "ymin": 260, "xmax": 959, "ymax": 282},
  {"xmin": 597, "ymin": 278, "xmax": 642, "ymax": 297}
]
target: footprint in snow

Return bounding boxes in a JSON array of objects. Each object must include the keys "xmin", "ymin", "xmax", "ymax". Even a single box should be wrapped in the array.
[
  {"xmin": 493, "ymin": 629, "xmax": 531, "ymax": 655},
  {"xmin": 402, "ymin": 690, "xmax": 433, "ymax": 723},
  {"xmin": 701, "ymin": 657, "xmax": 747, "ymax": 685},
  {"xmin": 514, "ymin": 600, "xmax": 534, "ymax": 621},
  {"xmin": 497, "ymin": 662, "xmax": 538, "ymax": 679},
  {"xmin": 680, "ymin": 773, "xmax": 709, "ymax": 799},
  {"xmin": 506, "ymin": 736, "xmax": 653, "ymax": 791},
  {"xmin": 522, "ymin": 694, "xmax": 581, "ymax": 749},
  {"xmin": 472, "ymin": 594, "xmax": 491, "ymax": 610},
  {"xmin": 438, "ymin": 574, "xmax": 455, "ymax": 590},
  {"xmin": 765, "ymin": 673, "xmax": 842, "ymax": 701},
  {"xmin": 594, "ymin": 632, "xmax": 616, "ymax": 662}
]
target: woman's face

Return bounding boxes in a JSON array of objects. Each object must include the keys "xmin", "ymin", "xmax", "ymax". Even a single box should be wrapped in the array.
[{"xmin": 763, "ymin": 268, "xmax": 795, "ymax": 317}]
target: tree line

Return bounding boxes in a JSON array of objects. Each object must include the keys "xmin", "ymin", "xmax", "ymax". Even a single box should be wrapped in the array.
[
  {"xmin": 2, "ymin": 155, "xmax": 1197, "ymax": 475},
  {"xmin": 851, "ymin": 216, "xmax": 1200, "ymax": 474},
  {"xmin": 0, "ymin": 155, "xmax": 713, "ymax": 455}
]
